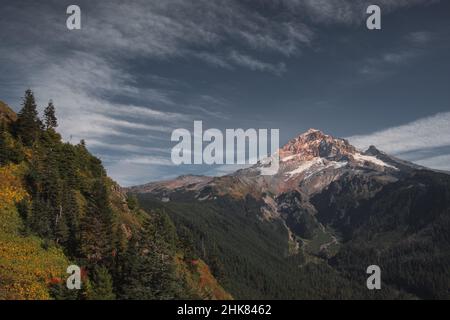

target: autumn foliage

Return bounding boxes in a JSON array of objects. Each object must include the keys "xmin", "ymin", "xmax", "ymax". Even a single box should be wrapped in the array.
[
  {"xmin": 0, "ymin": 164, "xmax": 69, "ymax": 300},
  {"xmin": 1, "ymin": 91, "xmax": 230, "ymax": 300}
]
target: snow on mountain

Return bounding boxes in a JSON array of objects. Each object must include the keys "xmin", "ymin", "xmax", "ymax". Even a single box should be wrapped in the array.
[
  {"xmin": 352, "ymin": 152, "xmax": 398, "ymax": 170},
  {"xmin": 281, "ymin": 155, "xmax": 297, "ymax": 162},
  {"xmin": 286, "ymin": 158, "xmax": 324, "ymax": 177},
  {"xmin": 285, "ymin": 158, "xmax": 349, "ymax": 180},
  {"xmin": 131, "ymin": 129, "xmax": 420, "ymax": 198}
]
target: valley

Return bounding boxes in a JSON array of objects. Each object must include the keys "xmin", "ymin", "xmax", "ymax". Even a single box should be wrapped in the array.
[{"xmin": 130, "ymin": 129, "xmax": 450, "ymax": 299}]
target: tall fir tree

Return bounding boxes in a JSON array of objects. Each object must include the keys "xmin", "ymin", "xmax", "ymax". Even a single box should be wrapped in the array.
[
  {"xmin": 117, "ymin": 214, "xmax": 180, "ymax": 299},
  {"xmin": 80, "ymin": 180, "xmax": 114, "ymax": 264},
  {"xmin": 44, "ymin": 100, "xmax": 58, "ymax": 129},
  {"xmin": 29, "ymin": 197, "xmax": 53, "ymax": 238},
  {"xmin": 55, "ymin": 208, "xmax": 70, "ymax": 246},
  {"xmin": 15, "ymin": 89, "xmax": 42, "ymax": 146},
  {"xmin": 86, "ymin": 266, "xmax": 116, "ymax": 300},
  {"xmin": 64, "ymin": 190, "xmax": 82, "ymax": 255}
]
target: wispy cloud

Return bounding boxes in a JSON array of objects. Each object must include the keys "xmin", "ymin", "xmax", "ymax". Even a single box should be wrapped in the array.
[
  {"xmin": 347, "ymin": 111, "xmax": 450, "ymax": 171},
  {"xmin": 121, "ymin": 155, "xmax": 174, "ymax": 166},
  {"xmin": 87, "ymin": 140, "xmax": 169, "ymax": 155},
  {"xmin": 415, "ymin": 154, "xmax": 450, "ymax": 171},
  {"xmin": 358, "ymin": 50, "xmax": 418, "ymax": 78},
  {"xmin": 73, "ymin": 0, "xmax": 315, "ymax": 70},
  {"xmin": 273, "ymin": 0, "xmax": 437, "ymax": 25},
  {"xmin": 25, "ymin": 52, "xmax": 180, "ymax": 141},
  {"xmin": 229, "ymin": 51, "xmax": 286, "ymax": 75},
  {"xmin": 356, "ymin": 29, "xmax": 436, "ymax": 80},
  {"xmin": 406, "ymin": 31, "xmax": 434, "ymax": 45},
  {"xmin": 194, "ymin": 52, "xmax": 233, "ymax": 70}
]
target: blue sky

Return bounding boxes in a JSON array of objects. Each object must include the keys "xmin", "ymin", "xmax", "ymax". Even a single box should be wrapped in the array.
[{"xmin": 0, "ymin": 0, "xmax": 449, "ymax": 186}]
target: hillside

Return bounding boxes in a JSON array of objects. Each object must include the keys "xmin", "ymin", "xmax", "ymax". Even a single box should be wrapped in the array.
[
  {"xmin": 133, "ymin": 129, "xmax": 450, "ymax": 299},
  {"xmin": 0, "ymin": 101, "xmax": 17, "ymax": 123},
  {"xmin": 0, "ymin": 92, "xmax": 230, "ymax": 300}
]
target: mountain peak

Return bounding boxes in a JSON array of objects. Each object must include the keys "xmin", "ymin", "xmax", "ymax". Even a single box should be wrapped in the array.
[
  {"xmin": 304, "ymin": 128, "xmax": 323, "ymax": 134},
  {"xmin": 300, "ymin": 128, "xmax": 326, "ymax": 140},
  {"xmin": 364, "ymin": 145, "xmax": 382, "ymax": 156},
  {"xmin": 282, "ymin": 129, "xmax": 356, "ymax": 160}
]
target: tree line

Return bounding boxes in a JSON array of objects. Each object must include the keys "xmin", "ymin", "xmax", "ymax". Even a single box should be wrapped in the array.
[{"xmin": 1, "ymin": 90, "xmax": 200, "ymax": 299}]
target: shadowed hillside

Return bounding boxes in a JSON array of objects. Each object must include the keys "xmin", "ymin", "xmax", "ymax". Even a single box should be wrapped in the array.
[{"xmin": 0, "ymin": 91, "xmax": 230, "ymax": 300}]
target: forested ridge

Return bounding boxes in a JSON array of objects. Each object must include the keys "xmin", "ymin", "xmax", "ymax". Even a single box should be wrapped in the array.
[
  {"xmin": 0, "ymin": 90, "xmax": 230, "ymax": 300},
  {"xmin": 136, "ymin": 170, "xmax": 450, "ymax": 299}
]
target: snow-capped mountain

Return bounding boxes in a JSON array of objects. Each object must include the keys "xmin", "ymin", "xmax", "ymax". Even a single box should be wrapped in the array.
[
  {"xmin": 130, "ymin": 129, "xmax": 450, "ymax": 299},
  {"xmin": 220, "ymin": 128, "xmax": 421, "ymax": 198},
  {"xmin": 129, "ymin": 128, "xmax": 429, "ymax": 244},
  {"xmin": 129, "ymin": 128, "xmax": 422, "ymax": 198}
]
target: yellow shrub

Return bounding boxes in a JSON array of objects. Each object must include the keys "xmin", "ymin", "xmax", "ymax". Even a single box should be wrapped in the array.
[
  {"xmin": 0, "ymin": 164, "xmax": 70, "ymax": 300},
  {"xmin": 0, "ymin": 232, "xmax": 69, "ymax": 300},
  {"xmin": 0, "ymin": 163, "xmax": 27, "ymax": 210}
]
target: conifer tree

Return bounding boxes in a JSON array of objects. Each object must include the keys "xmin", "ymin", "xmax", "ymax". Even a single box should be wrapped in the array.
[
  {"xmin": 80, "ymin": 205, "xmax": 112, "ymax": 263},
  {"xmin": 80, "ymin": 181, "xmax": 114, "ymax": 264},
  {"xmin": 55, "ymin": 210, "xmax": 70, "ymax": 246},
  {"xmin": 117, "ymin": 215, "xmax": 180, "ymax": 299},
  {"xmin": 15, "ymin": 89, "xmax": 42, "ymax": 146},
  {"xmin": 64, "ymin": 190, "xmax": 82, "ymax": 255},
  {"xmin": 87, "ymin": 266, "xmax": 116, "ymax": 300},
  {"xmin": 116, "ymin": 237, "xmax": 147, "ymax": 299},
  {"xmin": 44, "ymin": 100, "xmax": 58, "ymax": 129},
  {"xmin": 29, "ymin": 198, "xmax": 53, "ymax": 238}
]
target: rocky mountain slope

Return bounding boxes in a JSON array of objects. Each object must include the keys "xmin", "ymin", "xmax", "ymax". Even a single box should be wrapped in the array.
[{"xmin": 132, "ymin": 129, "xmax": 450, "ymax": 299}]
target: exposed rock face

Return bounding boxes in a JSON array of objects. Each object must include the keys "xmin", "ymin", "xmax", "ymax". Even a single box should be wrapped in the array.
[{"xmin": 281, "ymin": 128, "xmax": 356, "ymax": 161}]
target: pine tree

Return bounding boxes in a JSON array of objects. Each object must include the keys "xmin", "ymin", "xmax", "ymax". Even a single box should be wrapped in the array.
[
  {"xmin": 80, "ymin": 205, "xmax": 112, "ymax": 263},
  {"xmin": 29, "ymin": 197, "xmax": 53, "ymax": 238},
  {"xmin": 15, "ymin": 89, "xmax": 42, "ymax": 146},
  {"xmin": 44, "ymin": 100, "xmax": 58, "ymax": 129},
  {"xmin": 80, "ymin": 181, "xmax": 114, "ymax": 264},
  {"xmin": 64, "ymin": 190, "xmax": 82, "ymax": 255},
  {"xmin": 117, "ymin": 215, "xmax": 180, "ymax": 299},
  {"xmin": 116, "ymin": 237, "xmax": 150, "ymax": 299},
  {"xmin": 87, "ymin": 266, "xmax": 116, "ymax": 300},
  {"xmin": 55, "ymin": 209, "xmax": 70, "ymax": 246}
]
